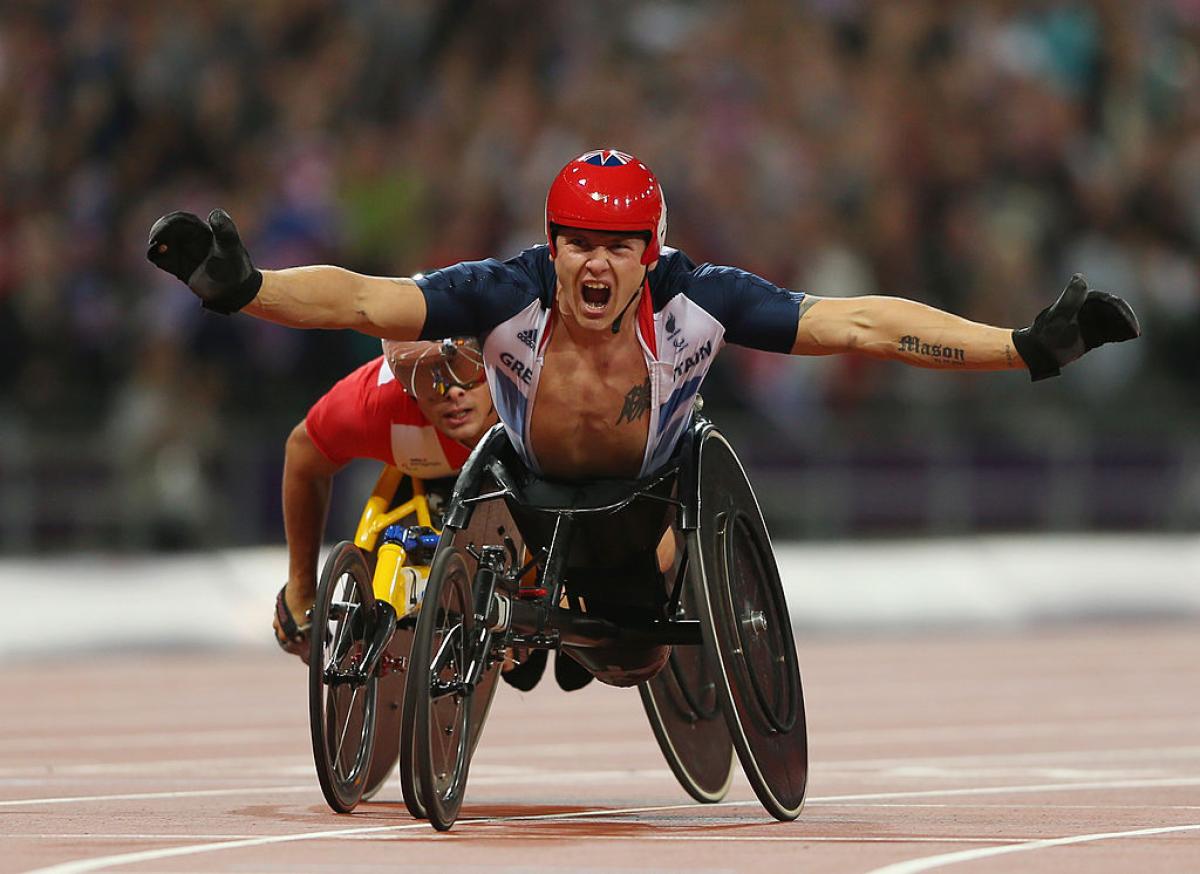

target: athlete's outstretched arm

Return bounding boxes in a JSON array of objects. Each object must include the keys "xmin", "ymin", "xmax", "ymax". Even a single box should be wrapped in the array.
[
  {"xmin": 792, "ymin": 275, "xmax": 1139, "ymax": 380},
  {"xmin": 147, "ymin": 208, "xmax": 426, "ymax": 340},
  {"xmin": 248, "ymin": 267, "xmax": 426, "ymax": 339},
  {"xmin": 792, "ymin": 295, "xmax": 1018, "ymax": 369}
]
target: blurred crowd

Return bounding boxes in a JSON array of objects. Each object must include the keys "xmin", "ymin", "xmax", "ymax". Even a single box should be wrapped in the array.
[{"xmin": 2, "ymin": 0, "xmax": 1198, "ymax": 547}]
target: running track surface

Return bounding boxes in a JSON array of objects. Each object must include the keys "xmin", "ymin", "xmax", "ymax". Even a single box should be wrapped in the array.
[{"xmin": 4, "ymin": 622, "xmax": 1198, "ymax": 874}]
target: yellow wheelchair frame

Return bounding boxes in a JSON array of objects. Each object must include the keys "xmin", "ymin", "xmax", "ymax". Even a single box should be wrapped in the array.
[{"xmin": 353, "ymin": 466, "xmax": 438, "ymax": 619}]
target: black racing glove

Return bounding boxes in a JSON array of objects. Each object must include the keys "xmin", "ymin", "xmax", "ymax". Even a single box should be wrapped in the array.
[
  {"xmin": 1011, "ymin": 274, "xmax": 1140, "ymax": 381},
  {"xmin": 146, "ymin": 208, "xmax": 263, "ymax": 314}
]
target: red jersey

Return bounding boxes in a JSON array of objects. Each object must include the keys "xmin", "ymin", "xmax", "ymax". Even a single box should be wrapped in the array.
[{"xmin": 305, "ymin": 356, "xmax": 472, "ymax": 477}]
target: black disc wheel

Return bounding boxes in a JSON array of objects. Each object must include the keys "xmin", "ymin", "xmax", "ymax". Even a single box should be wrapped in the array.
[
  {"xmin": 690, "ymin": 430, "xmax": 807, "ymax": 821},
  {"xmin": 397, "ymin": 547, "xmax": 502, "ymax": 821},
  {"xmin": 639, "ymin": 565, "xmax": 734, "ymax": 803},
  {"xmin": 398, "ymin": 698, "xmax": 426, "ymax": 818},
  {"xmin": 308, "ymin": 542, "xmax": 379, "ymax": 813},
  {"xmin": 402, "ymin": 546, "xmax": 477, "ymax": 830},
  {"xmin": 360, "ymin": 622, "xmax": 414, "ymax": 802}
]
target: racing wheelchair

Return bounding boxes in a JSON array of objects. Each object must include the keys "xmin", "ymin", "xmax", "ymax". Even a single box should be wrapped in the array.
[
  {"xmin": 306, "ymin": 465, "xmax": 516, "ymax": 814},
  {"xmin": 400, "ymin": 417, "xmax": 808, "ymax": 830}
]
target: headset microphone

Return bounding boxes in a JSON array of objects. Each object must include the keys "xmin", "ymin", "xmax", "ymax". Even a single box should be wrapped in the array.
[{"xmin": 611, "ymin": 274, "xmax": 648, "ymax": 334}]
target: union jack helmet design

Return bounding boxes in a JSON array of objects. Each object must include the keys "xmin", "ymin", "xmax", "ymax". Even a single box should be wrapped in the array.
[{"xmin": 545, "ymin": 149, "xmax": 666, "ymax": 265}]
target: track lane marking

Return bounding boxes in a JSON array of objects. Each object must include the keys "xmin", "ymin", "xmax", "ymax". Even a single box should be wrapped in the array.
[
  {"xmin": 5, "ymin": 774, "xmax": 1200, "ymax": 810},
  {"xmin": 820, "ymin": 744, "xmax": 1200, "ymax": 770},
  {"xmin": 804, "ymin": 776, "xmax": 1200, "ymax": 803},
  {"xmin": 2, "ymin": 714, "xmax": 1193, "ymax": 755},
  {"xmin": 0, "ymin": 769, "xmax": 686, "ymax": 807},
  {"xmin": 8, "ymin": 833, "xmax": 1033, "ymax": 844},
  {"xmin": 864, "ymin": 823, "xmax": 1200, "ymax": 874},
  {"xmin": 18, "ymin": 776, "xmax": 1200, "ymax": 873},
  {"xmin": 808, "ymin": 715, "xmax": 1200, "ymax": 746},
  {"xmin": 0, "ymin": 786, "xmax": 313, "ymax": 807},
  {"xmin": 19, "ymin": 801, "xmax": 757, "ymax": 874},
  {"xmin": 7, "ymin": 743, "xmax": 1197, "ymax": 781}
]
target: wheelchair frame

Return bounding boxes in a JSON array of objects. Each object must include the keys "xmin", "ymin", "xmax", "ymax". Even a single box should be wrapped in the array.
[{"xmin": 402, "ymin": 417, "xmax": 808, "ymax": 829}]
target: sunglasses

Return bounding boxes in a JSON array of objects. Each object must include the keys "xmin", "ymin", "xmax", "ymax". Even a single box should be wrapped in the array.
[{"xmin": 392, "ymin": 338, "xmax": 487, "ymax": 400}]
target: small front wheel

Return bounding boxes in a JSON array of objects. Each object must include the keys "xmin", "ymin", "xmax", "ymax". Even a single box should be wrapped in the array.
[{"xmin": 309, "ymin": 542, "xmax": 379, "ymax": 813}]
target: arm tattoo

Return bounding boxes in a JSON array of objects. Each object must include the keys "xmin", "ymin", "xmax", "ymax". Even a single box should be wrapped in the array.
[
  {"xmin": 797, "ymin": 295, "xmax": 822, "ymax": 320},
  {"xmin": 616, "ymin": 378, "xmax": 651, "ymax": 424},
  {"xmin": 897, "ymin": 335, "xmax": 965, "ymax": 364}
]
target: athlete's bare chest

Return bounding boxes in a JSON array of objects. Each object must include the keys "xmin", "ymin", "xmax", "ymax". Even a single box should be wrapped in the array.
[{"xmin": 528, "ymin": 335, "xmax": 651, "ymax": 479}]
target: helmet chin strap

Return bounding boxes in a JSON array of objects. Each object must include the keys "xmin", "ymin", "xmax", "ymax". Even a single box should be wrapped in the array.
[{"xmin": 611, "ymin": 271, "xmax": 649, "ymax": 335}]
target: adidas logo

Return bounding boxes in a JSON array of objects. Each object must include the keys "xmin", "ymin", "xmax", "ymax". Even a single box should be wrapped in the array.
[{"xmin": 517, "ymin": 329, "xmax": 537, "ymax": 350}]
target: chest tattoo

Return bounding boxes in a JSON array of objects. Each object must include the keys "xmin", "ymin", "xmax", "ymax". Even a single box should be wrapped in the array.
[{"xmin": 615, "ymin": 377, "xmax": 651, "ymax": 425}]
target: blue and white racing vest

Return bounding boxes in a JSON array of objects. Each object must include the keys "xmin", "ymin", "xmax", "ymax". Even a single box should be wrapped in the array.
[{"xmin": 416, "ymin": 245, "xmax": 805, "ymax": 477}]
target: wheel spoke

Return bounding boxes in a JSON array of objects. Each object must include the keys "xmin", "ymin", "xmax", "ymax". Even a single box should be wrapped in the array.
[
  {"xmin": 430, "ymin": 622, "xmax": 463, "ymax": 675},
  {"xmin": 336, "ymin": 583, "xmax": 362, "ymax": 657},
  {"xmin": 333, "ymin": 685, "xmax": 361, "ymax": 773}
]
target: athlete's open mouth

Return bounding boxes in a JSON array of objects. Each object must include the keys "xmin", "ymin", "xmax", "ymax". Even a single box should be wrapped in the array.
[
  {"xmin": 443, "ymin": 407, "xmax": 472, "ymax": 426},
  {"xmin": 581, "ymin": 281, "xmax": 611, "ymax": 311}
]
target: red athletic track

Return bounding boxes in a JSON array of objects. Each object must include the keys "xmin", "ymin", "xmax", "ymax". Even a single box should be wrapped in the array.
[{"xmin": 4, "ymin": 622, "xmax": 1198, "ymax": 873}]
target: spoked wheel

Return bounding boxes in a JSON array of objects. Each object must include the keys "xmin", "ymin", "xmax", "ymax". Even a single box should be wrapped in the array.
[
  {"xmin": 401, "ymin": 546, "xmax": 478, "ymax": 830},
  {"xmin": 308, "ymin": 541, "xmax": 379, "ymax": 813},
  {"xmin": 690, "ymin": 429, "xmax": 807, "ymax": 821},
  {"xmin": 639, "ymin": 557, "xmax": 734, "ymax": 803}
]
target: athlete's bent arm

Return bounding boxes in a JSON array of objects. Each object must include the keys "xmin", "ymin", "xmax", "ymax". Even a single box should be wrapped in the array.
[
  {"xmin": 793, "ymin": 296, "xmax": 1019, "ymax": 370},
  {"xmin": 278, "ymin": 421, "xmax": 342, "ymax": 627}
]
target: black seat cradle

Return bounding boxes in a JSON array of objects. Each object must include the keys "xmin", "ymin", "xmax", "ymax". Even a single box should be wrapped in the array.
[{"xmin": 440, "ymin": 419, "xmax": 708, "ymax": 665}]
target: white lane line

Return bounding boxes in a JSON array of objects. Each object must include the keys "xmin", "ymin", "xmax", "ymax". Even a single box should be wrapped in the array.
[
  {"xmin": 3, "ymin": 714, "xmax": 1193, "ymax": 757},
  {"xmin": 0, "ymin": 786, "xmax": 313, "ymax": 807},
  {"xmin": 0, "ymin": 768, "xmax": 683, "ymax": 807},
  {"xmin": 9, "ymin": 836, "xmax": 266, "ymax": 841},
  {"xmin": 807, "ymin": 776, "xmax": 1200, "ymax": 803},
  {"xmin": 5, "ymin": 773, "xmax": 1200, "ymax": 810},
  {"xmin": 863, "ymin": 823, "xmax": 1200, "ymax": 874},
  {"xmin": 17, "ymin": 801, "xmax": 751, "ymax": 874},
  {"xmin": 21, "ymin": 822, "xmax": 419, "ymax": 874},
  {"xmin": 9, "ymin": 742, "xmax": 1196, "ymax": 782},
  {"xmin": 821, "ymin": 744, "xmax": 1200, "ymax": 771},
  {"xmin": 828, "ymin": 803, "xmax": 1200, "ymax": 810},
  {"xmin": 8, "ymin": 834, "xmax": 1027, "ymax": 845},
  {"xmin": 0, "ymin": 758, "xmax": 306, "ymax": 779},
  {"xmin": 811, "ymin": 716, "xmax": 1200, "ymax": 746},
  {"xmin": 17, "ymin": 775, "xmax": 1200, "ymax": 872},
  {"xmin": 0, "ymin": 729, "xmax": 294, "ymax": 754}
]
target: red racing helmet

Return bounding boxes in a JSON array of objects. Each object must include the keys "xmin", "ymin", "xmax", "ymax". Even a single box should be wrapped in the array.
[{"xmin": 545, "ymin": 149, "xmax": 666, "ymax": 265}]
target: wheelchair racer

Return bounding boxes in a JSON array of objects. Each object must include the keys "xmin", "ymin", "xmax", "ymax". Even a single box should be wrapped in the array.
[
  {"xmin": 151, "ymin": 149, "xmax": 1140, "ymax": 685},
  {"xmin": 272, "ymin": 337, "xmax": 495, "ymax": 659},
  {"xmin": 273, "ymin": 336, "xmax": 584, "ymax": 689}
]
